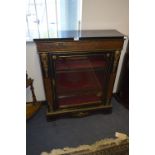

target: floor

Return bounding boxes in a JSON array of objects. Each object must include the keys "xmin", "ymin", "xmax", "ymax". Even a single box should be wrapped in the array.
[{"xmin": 26, "ymin": 98, "xmax": 129, "ymax": 155}]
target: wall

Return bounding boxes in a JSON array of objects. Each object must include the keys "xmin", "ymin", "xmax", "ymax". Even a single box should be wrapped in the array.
[
  {"xmin": 26, "ymin": 0, "xmax": 129, "ymax": 101},
  {"xmin": 26, "ymin": 42, "xmax": 45, "ymax": 102},
  {"xmin": 81, "ymin": 0, "xmax": 129, "ymax": 35}
]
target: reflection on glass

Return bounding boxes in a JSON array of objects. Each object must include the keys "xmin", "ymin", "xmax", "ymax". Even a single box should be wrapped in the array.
[{"xmin": 54, "ymin": 55, "xmax": 109, "ymax": 107}]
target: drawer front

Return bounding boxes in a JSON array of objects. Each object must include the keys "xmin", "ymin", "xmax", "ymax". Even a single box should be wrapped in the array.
[{"xmin": 36, "ymin": 39, "xmax": 124, "ymax": 52}]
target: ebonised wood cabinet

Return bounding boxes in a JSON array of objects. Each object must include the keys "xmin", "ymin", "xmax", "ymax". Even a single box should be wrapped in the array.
[{"xmin": 34, "ymin": 30, "xmax": 124, "ymax": 118}]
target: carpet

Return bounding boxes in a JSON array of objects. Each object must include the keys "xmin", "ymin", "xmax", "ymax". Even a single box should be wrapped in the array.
[{"xmin": 26, "ymin": 98, "xmax": 129, "ymax": 155}]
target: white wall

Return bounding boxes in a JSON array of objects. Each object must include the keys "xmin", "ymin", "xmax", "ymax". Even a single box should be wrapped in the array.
[
  {"xmin": 26, "ymin": 0, "xmax": 129, "ymax": 101},
  {"xmin": 81, "ymin": 0, "xmax": 129, "ymax": 35},
  {"xmin": 26, "ymin": 42, "xmax": 45, "ymax": 102}
]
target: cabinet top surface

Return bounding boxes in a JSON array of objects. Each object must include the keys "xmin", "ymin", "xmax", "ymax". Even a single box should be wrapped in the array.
[{"xmin": 34, "ymin": 30, "xmax": 124, "ymax": 42}]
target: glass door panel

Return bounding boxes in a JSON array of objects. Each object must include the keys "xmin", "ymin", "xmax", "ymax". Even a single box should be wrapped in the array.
[{"xmin": 52, "ymin": 53, "xmax": 114, "ymax": 108}]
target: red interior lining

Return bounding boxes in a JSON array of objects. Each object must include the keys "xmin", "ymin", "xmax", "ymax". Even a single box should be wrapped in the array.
[
  {"xmin": 56, "ymin": 72, "xmax": 104, "ymax": 94},
  {"xmin": 56, "ymin": 57, "xmax": 106, "ymax": 71},
  {"xmin": 58, "ymin": 95, "xmax": 101, "ymax": 106},
  {"xmin": 55, "ymin": 56, "xmax": 106, "ymax": 107}
]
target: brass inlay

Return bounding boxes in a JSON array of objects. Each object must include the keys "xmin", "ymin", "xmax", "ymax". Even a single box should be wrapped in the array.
[
  {"xmin": 40, "ymin": 53, "xmax": 48, "ymax": 77},
  {"xmin": 96, "ymin": 92, "xmax": 102, "ymax": 97},
  {"xmin": 52, "ymin": 55, "xmax": 57, "ymax": 60},
  {"xmin": 72, "ymin": 112, "xmax": 89, "ymax": 117},
  {"xmin": 106, "ymin": 53, "xmax": 110, "ymax": 57},
  {"xmin": 52, "ymin": 79, "xmax": 55, "ymax": 86}
]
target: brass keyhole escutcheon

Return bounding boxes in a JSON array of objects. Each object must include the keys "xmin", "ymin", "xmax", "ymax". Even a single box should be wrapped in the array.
[{"xmin": 72, "ymin": 112, "xmax": 89, "ymax": 117}]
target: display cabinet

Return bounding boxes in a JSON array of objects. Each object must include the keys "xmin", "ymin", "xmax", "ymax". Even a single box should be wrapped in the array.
[{"xmin": 34, "ymin": 30, "xmax": 124, "ymax": 118}]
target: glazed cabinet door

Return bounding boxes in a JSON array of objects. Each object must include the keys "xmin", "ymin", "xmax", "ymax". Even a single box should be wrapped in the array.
[{"xmin": 50, "ymin": 51, "xmax": 115, "ymax": 110}]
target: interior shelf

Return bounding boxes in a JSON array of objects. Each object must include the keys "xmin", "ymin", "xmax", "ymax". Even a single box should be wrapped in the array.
[
  {"xmin": 56, "ymin": 71, "xmax": 104, "ymax": 95},
  {"xmin": 55, "ymin": 57, "xmax": 106, "ymax": 72},
  {"xmin": 57, "ymin": 89, "xmax": 103, "ymax": 99},
  {"xmin": 58, "ymin": 94, "xmax": 102, "ymax": 107}
]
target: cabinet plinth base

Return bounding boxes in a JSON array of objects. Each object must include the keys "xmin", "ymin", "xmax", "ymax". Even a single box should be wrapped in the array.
[{"xmin": 46, "ymin": 104, "xmax": 112, "ymax": 120}]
